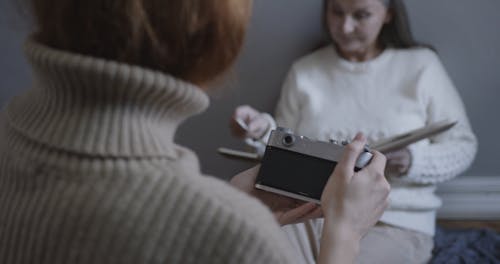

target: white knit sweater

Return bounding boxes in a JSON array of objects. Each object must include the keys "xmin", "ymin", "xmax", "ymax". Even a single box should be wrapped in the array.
[
  {"xmin": 0, "ymin": 40, "xmax": 299, "ymax": 264},
  {"xmin": 260, "ymin": 45, "xmax": 477, "ymax": 236}
]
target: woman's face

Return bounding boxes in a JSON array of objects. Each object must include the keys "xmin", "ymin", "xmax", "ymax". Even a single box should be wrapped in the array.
[{"xmin": 326, "ymin": 0, "xmax": 391, "ymax": 59}]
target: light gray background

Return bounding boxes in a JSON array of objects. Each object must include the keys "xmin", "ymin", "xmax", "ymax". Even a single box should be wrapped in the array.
[{"xmin": 1, "ymin": 0, "xmax": 499, "ymax": 180}]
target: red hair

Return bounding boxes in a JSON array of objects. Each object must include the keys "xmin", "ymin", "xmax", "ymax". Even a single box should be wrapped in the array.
[{"xmin": 29, "ymin": 0, "xmax": 252, "ymax": 84}]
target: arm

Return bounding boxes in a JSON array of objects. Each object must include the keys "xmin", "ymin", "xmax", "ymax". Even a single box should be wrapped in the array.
[
  {"xmin": 230, "ymin": 65, "xmax": 303, "ymax": 152},
  {"xmin": 319, "ymin": 134, "xmax": 389, "ymax": 264},
  {"xmin": 401, "ymin": 51, "xmax": 478, "ymax": 184},
  {"xmin": 231, "ymin": 134, "xmax": 390, "ymax": 263},
  {"xmin": 319, "ymin": 222, "xmax": 362, "ymax": 264}
]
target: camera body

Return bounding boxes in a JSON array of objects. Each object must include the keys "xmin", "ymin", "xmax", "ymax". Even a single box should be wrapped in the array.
[{"xmin": 255, "ymin": 127, "xmax": 373, "ymax": 204}]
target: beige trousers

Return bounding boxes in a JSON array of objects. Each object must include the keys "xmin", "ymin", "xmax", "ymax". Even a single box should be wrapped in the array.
[{"xmin": 282, "ymin": 220, "xmax": 433, "ymax": 264}]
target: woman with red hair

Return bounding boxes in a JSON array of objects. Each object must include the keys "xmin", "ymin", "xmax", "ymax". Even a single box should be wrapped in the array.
[{"xmin": 0, "ymin": 1, "xmax": 389, "ymax": 263}]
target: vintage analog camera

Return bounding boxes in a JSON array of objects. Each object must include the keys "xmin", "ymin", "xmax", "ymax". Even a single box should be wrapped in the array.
[{"xmin": 255, "ymin": 127, "xmax": 373, "ymax": 204}]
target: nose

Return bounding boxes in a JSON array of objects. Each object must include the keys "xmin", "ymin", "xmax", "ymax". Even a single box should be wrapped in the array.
[{"xmin": 342, "ymin": 16, "xmax": 355, "ymax": 34}]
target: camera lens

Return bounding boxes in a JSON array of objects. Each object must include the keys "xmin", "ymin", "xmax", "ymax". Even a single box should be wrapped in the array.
[{"xmin": 283, "ymin": 134, "xmax": 295, "ymax": 146}]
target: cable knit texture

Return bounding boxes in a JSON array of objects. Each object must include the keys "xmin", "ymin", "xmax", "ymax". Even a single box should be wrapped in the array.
[
  {"xmin": 261, "ymin": 45, "xmax": 477, "ymax": 235},
  {"xmin": 0, "ymin": 40, "xmax": 298, "ymax": 264}
]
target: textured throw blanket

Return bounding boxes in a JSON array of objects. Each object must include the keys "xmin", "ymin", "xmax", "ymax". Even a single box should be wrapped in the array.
[{"xmin": 431, "ymin": 227, "xmax": 500, "ymax": 263}]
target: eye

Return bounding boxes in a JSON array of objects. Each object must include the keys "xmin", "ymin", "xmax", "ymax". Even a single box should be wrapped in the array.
[
  {"xmin": 354, "ymin": 11, "xmax": 371, "ymax": 20},
  {"xmin": 330, "ymin": 8, "xmax": 344, "ymax": 16}
]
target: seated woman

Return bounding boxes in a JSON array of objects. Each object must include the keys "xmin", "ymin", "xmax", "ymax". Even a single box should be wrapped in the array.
[{"xmin": 231, "ymin": 0, "xmax": 477, "ymax": 263}]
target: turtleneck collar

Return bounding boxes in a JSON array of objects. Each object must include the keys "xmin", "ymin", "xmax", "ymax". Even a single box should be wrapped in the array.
[{"xmin": 5, "ymin": 39, "xmax": 210, "ymax": 158}]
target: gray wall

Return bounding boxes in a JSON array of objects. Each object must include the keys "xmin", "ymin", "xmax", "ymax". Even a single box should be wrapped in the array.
[
  {"xmin": 0, "ymin": 1, "xmax": 31, "ymax": 107},
  {"xmin": 1, "ymin": 0, "xmax": 499, "ymax": 180}
]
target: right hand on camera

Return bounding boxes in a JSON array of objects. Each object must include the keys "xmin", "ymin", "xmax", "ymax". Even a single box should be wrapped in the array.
[
  {"xmin": 230, "ymin": 105, "xmax": 271, "ymax": 140},
  {"xmin": 321, "ymin": 133, "xmax": 390, "ymax": 241}
]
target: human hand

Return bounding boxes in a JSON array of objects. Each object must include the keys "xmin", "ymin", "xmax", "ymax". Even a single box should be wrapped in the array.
[
  {"xmin": 230, "ymin": 166, "xmax": 323, "ymax": 226},
  {"xmin": 230, "ymin": 105, "xmax": 271, "ymax": 140},
  {"xmin": 321, "ymin": 133, "xmax": 390, "ymax": 241},
  {"xmin": 385, "ymin": 148, "xmax": 412, "ymax": 176}
]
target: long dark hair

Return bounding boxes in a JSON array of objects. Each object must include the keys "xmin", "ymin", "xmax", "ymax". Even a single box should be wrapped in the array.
[{"xmin": 323, "ymin": 0, "xmax": 433, "ymax": 50}]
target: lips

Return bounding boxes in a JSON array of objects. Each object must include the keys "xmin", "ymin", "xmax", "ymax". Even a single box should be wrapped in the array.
[
  {"xmin": 338, "ymin": 35, "xmax": 359, "ymax": 42},
  {"xmin": 338, "ymin": 38, "xmax": 359, "ymax": 47}
]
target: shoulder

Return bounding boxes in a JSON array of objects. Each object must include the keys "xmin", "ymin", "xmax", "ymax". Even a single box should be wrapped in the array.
[
  {"xmin": 290, "ymin": 45, "xmax": 336, "ymax": 73},
  {"xmin": 391, "ymin": 47, "xmax": 442, "ymax": 69},
  {"xmin": 144, "ymin": 157, "xmax": 280, "ymax": 227},
  {"xmin": 152, "ymin": 169, "xmax": 296, "ymax": 263}
]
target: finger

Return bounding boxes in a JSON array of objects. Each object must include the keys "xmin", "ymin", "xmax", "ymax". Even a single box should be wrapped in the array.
[
  {"xmin": 384, "ymin": 149, "xmax": 401, "ymax": 157},
  {"xmin": 233, "ymin": 107, "xmax": 245, "ymax": 120},
  {"xmin": 290, "ymin": 205, "xmax": 323, "ymax": 224},
  {"xmin": 230, "ymin": 120, "xmax": 247, "ymax": 136},
  {"xmin": 365, "ymin": 150, "xmax": 387, "ymax": 172},
  {"xmin": 269, "ymin": 194, "xmax": 299, "ymax": 210},
  {"xmin": 384, "ymin": 152, "xmax": 396, "ymax": 159},
  {"xmin": 234, "ymin": 105, "xmax": 251, "ymax": 115},
  {"xmin": 279, "ymin": 203, "xmax": 318, "ymax": 225},
  {"xmin": 229, "ymin": 165, "xmax": 260, "ymax": 189},
  {"xmin": 234, "ymin": 117, "xmax": 250, "ymax": 131},
  {"xmin": 280, "ymin": 203, "xmax": 315, "ymax": 225},
  {"xmin": 303, "ymin": 205, "xmax": 323, "ymax": 220},
  {"xmin": 235, "ymin": 105, "xmax": 259, "ymax": 120},
  {"xmin": 248, "ymin": 116, "xmax": 268, "ymax": 133},
  {"xmin": 336, "ymin": 132, "xmax": 367, "ymax": 175},
  {"xmin": 233, "ymin": 109, "xmax": 249, "ymax": 125},
  {"xmin": 387, "ymin": 157, "xmax": 404, "ymax": 165}
]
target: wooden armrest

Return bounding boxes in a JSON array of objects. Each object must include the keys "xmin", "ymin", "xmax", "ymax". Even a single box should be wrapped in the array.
[{"xmin": 437, "ymin": 220, "xmax": 500, "ymax": 232}]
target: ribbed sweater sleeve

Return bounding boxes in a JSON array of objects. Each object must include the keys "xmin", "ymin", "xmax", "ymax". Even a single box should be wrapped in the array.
[
  {"xmin": 0, "ymin": 149, "xmax": 298, "ymax": 264},
  {"xmin": 402, "ymin": 51, "xmax": 478, "ymax": 184}
]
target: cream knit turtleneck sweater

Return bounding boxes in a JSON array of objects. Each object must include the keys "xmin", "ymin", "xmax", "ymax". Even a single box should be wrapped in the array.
[{"xmin": 0, "ymin": 40, "xmax": 298, "ymax": 264}]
